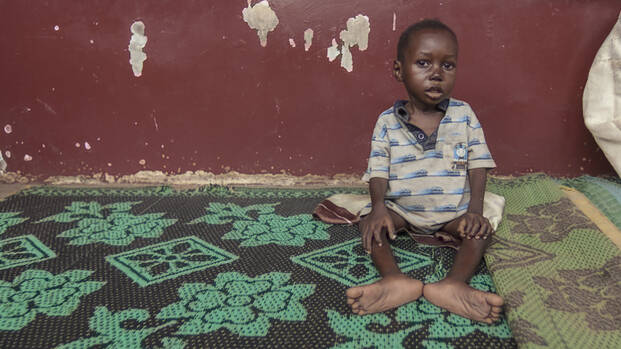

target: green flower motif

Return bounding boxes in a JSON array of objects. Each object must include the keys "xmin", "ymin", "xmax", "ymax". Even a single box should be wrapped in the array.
[
  {"xmin": 327, "ymin": 310, "xmax": 422, "ymax": 349},
  {"xmin": 127, "ymin": 242, "xmax": 215, "ymax": 277},
  {"xmin": 38, "ymin": 201, "xmax": 176, "ymax": 246},
  {"xmin": 57, "ymin": 306, "xmax": 184, "ymax": 349},
  {"xmin": 0, "ymin": 212, "xmax": 28, "ymax": 235},
  {"xmin": 223, "ymin": 213, "xmax": 330, "ymax": 246},
  {"xmin": 189, "ymin": 202, "xmax": 278, "ymax": 224},
  {"xmin": 190, "ymin": 202, "xmax": 330, "ymax": 247},
  {"xmin": 157, "ymin": 272, "xmax": 315, "ymax": 336},
  {"xmin": 0, "ymin": 269, "xmax": 105, "ymax": 331}
]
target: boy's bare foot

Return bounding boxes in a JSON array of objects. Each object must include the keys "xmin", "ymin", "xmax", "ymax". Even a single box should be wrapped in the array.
[
  {"xmin": 346, "ymin": 274, "xmax": 423, "ymax": 315},
  {"xmin": 423, "ymin": 278, "xmax": 504, "ymax": 324}
]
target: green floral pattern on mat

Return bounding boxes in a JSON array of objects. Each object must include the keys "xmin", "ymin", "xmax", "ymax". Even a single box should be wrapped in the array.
[
  {"xmin": 38, "ymin": 201, "xmax": 177, "ymax": 246},
  {"xmin": 0, "ymin": 212, "xmax": 27, "ymax": 235},
  {"xmin": 157, "ymin": 272, "xmax": 314, "ymax": 336},
  {"xmin": 57, "ymin": 307, "xmax": 184, "ymax": 349},
  {"xmin": 327, "ymin": 311, "xmax": 422, "ymax": 349},
  {"xmin": 0, "ymin": 269, "xmax": 104, "ymax": 331},
  {"xmin": 190, "ymin": 202, "xmax": 330, "ymax": 246},
  {"xmin": 0, "ymin": 235, "xmax": 56, "ymax": 270},
  {"xmin": 291, "ymin": 238, "xmax": 434, "ymax": 286},
  {"xmin": 106, "ymin": 236, "xmax": 238, "ymax": 287},
  {"xmin": 328, "ymin": 274, "xmax": 512, "ymax": 349}
]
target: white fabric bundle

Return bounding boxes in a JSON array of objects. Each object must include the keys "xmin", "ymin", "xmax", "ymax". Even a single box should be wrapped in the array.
[{"xmin": 583, "ymin": 11, "xmax": 621, "ymax": 176}]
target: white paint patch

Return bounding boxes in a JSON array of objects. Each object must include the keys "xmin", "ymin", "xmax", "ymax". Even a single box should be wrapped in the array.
[
  {"xmin": 128, "ymin": 21, "xmax": 148, "ymax": 77},
  {"xmin": 289, "ymin": 38, "xmax": 296, "ymax": 47},
  {"xmin": 328, "ymin": 15, "xmax": 370, "ymax": 72},
  {"xmin": 304, "ymin": 29, "xmax": 313, "ymax": 51},
  {"xmin": 242, "ymin": 0, "xmax": 279, "ymax": 47},
  {"xmin": 4, "ymin": 124, "xmax": 12, "ymax": 134},
  {"xmin": 340, "ymin": 15, "xmax": 370, "ymax": 51},
  {"xmin": 90, "ymin": 39, "xmax": 94, "ymax": 44},
  {"xmin": 340, "ymin": 44, "xmax": 353, "ymax": 72},
  {"xmin": 24, "ymin": 154, "xmax": 32, "ymax": 161},
  {"xmin": 75, "ymin": 142, "xmax": 81, "ymax": 148},
  {"xmin": 139, "ymin": 159, "xmax": 146, "ymax": 165},
  {"xmin": 54, "ymin": 25, "xmax": 60, "ymax": 31},
  {"xmin": 84, "ymin": 142, "xmax": 91, "ymax": 150},
  {"xmin": 393, "ymin": 12, "xmax": 396, "ymax": 31},
  {"xmin": 327, "ymin": 39, "xmax": 341, "ymax": 62},
  {"xmin": 5, "ymin": 151, "xmax": 10, "ymax": 158}
]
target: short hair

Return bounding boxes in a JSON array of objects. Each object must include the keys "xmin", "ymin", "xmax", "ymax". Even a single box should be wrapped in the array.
[{"xmin": 397, "ymin": 19, "xmax": 458, "ymax": 62}]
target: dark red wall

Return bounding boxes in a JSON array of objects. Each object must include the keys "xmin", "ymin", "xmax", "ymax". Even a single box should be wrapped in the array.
[{"xmin": 1, "ymin": 0, "xmax": 619, "ymax": 178}]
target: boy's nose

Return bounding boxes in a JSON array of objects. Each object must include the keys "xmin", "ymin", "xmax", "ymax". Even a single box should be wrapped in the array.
[{"xmin": 430, "ymin": 68, "xmax": 443, "ymax": 81}]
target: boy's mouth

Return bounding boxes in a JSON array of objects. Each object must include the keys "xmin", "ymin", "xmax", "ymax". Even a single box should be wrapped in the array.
[{"xmin": 425, "ymin": 87, "xmax": 444, "ymax": 99}]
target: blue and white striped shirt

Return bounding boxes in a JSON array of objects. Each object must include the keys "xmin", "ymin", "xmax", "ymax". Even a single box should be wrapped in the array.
[{"xmin": 362, "ymin": 98, "xmax": 496, "ymax": 230}]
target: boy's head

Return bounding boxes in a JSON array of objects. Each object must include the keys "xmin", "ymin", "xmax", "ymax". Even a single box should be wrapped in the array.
[{"xmin": 394, "ymin": 19, "xmax": 459, "ymax": 108}]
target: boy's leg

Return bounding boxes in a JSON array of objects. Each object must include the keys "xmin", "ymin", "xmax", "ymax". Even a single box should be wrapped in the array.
[
  {"xmin": 346, "ymin": 210, "xmax": 424, "ymax": 315},
  {"xmin": 422, "ymin": 218, "xmax": 504, "ymax": 324}
]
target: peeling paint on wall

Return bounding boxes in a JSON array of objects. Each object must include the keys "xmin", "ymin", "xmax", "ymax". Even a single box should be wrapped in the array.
[
  {"xmin": 24, "ymin": 154, "xmax": 32, "ymax": 162},
  {"xmin": 289, "ymin": 38, "xmax": 296, "ymax": 47},
  {"xmin": 84, "ymin": 142, "xmax": 91, "ymax": 150},
  {"xmin": 128, "ymin": 21, "xmax": 147, "ymax": 77},
  {"xmin": 340, "ymin": 15, "xmax": 370, "ymax": 51},
  {"xmin": 327, "ymin": 39, "xmax": 340, "ymax": 62},
  {"xmin": 242, "ymin": 0, "xmax": 279, "ymax": 47},
  {"xmin": 393, "ymin": 12, "xmax": 396, "ymax": 31},
  {"xmin": 304, "ymin": 29, "xmax": 313, "ymax": 51},
  {"xmin": 4, "ymin": 125, "xmax": 12, "ymax": 134},
  {"xmin": 5, "ymin": 151, "xmax": 11, "ymax": 159},
  {"xmin": 327, "ymin": 15, "xmax": 370, "ymax": 72}
]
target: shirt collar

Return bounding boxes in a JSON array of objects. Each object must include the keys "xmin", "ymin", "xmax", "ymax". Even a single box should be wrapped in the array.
[{"xmin": 393, "ymin": 99, "xmax": 450, "ymax": 122}]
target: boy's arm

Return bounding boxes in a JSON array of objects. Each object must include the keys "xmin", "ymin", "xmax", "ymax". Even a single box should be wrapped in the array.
[
  {"xmin": 467, "ymin": 167, "xmax": 487, "ymax": 214},
  {"xmin": 459, "ymin": 167, "xmax": 493, "ymax": 239},
  {"xmin": 360, "ymin": 177, "xmax": 395, "ymax": 253}
]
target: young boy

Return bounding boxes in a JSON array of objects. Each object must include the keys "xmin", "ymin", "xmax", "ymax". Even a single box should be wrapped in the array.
[{"xmin": 345, "ymin": 19, "xmax": 505, "ymax": 324}]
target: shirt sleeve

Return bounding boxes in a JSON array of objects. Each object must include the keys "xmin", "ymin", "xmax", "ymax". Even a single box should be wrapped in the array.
[
  {"xmin": 362, "ymin": 115, "xmax": 391, "ymax": 181},
  {"xmin": 466, "ymin": 106, "xmax": 496, "ymax": 170}
]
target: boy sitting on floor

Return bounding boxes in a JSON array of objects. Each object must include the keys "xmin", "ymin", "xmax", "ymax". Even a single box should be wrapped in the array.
[{"xmin": 345, "ymin": 19, "xmax": 505, "ymax": 324}]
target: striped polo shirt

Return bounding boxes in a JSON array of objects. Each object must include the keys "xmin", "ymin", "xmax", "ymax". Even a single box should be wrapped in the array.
[{"xmin": 362, "ymin": 98, "xmax": 496, "ymax": 230}]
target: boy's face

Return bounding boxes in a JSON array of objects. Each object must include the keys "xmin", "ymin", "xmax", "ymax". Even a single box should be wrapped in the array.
[{"xmin": 394, "ymin": 29, "xmax": 458, "ymax": 109}]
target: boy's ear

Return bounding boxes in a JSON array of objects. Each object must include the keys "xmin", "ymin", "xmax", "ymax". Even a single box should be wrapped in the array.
[{"xmin": 393, "ymin": 60, "xmax": 403, "ymax": 82}]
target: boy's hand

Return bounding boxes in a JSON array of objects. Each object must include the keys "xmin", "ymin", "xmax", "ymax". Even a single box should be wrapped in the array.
[
  {"xmin": 456, "ymin": 212, "xmax": 493, "ymax": 240},
  {"xmin": 359, "ymin": 205, "xmax": 395, "ymax": 253}
]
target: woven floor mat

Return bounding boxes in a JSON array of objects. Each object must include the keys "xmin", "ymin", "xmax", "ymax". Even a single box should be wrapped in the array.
[
  {"xmin": 485, "ymin": 175, "xmax": 621, "ymax": 348},
  {"xmin": 559, "ymin": 176, "xmax": 621, "ymax": 232},
  {"xmin": 0, "ymin": 186, "xmax": 515, "ymax": 348}
]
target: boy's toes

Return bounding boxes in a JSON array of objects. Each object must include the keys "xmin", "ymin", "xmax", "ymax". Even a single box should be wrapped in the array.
[{"xmin": 346, "ymin": 286, "xmax": 363, "ymax": 299}]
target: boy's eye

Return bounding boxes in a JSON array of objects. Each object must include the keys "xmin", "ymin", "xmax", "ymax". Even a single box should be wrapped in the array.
[
  {"xmin": 416, "ymin": 60, "xmax": 430, "ymax": 67},
  {"xmin": 442, "ymin": 62, "xmax": 456, "ymax": 70}
]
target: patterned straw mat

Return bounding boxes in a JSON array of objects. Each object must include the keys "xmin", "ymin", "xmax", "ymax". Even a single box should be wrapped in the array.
[
  {"xmin": 485, "ymin": 175, "xmax": 621, "ymax": 348},
  {"xmin": 559, "ymin": 176, "xmax": 621, "ymax": 232},
  {"xmin": 0, "ymin": 185, "xmax": 515, "ymax": 348}
]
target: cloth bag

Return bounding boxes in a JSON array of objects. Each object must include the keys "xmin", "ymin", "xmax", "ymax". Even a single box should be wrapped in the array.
[{"xmin": 583, "ymin": 11, "xmax": 621, "ymax": 176}]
